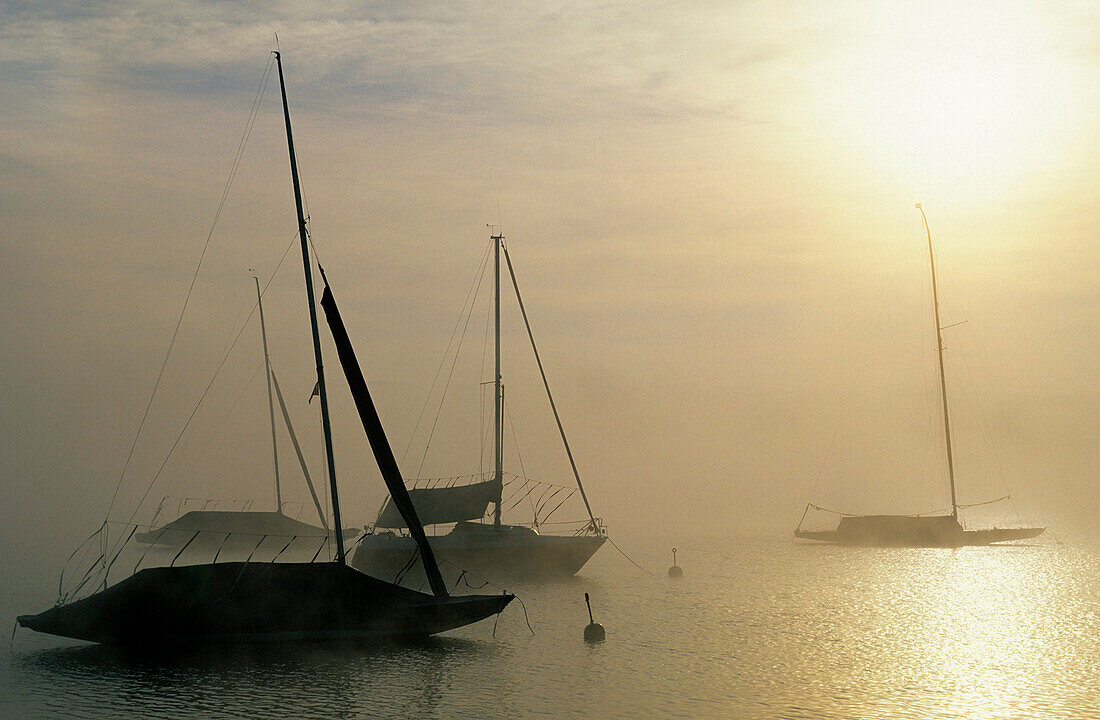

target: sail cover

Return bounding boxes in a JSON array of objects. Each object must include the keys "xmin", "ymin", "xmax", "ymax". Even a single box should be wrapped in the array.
[
  {"xmin": 375, "ymin": 479, "xmax": 499, "ymax": 528},
  {"xmin": 134, "ymin": 511, "xmax": 359, "ymax": 544}
]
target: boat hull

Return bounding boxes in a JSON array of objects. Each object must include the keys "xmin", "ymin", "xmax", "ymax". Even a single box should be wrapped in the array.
[
  {"xmin": 352, "ymin": 523, "xmax": 606, "ymax": 582},
  {"xmin": 17, "ymin": 562, "xmax": 511, "ymax": 645},
  {"xmin": 795, "ymin": 514, "xmax": 1044, "ymax": 547},
  {"xmin": 955, "ymin": 527, "xmax": 1046, "ymax": 545}
]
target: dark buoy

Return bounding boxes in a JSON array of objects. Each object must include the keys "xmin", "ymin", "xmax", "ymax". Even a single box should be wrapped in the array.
[
  {"xmin": 583, "ymin": 592, "xmax": 605, "ymax": 642},
  {"xmin": 667, "ymin": 547, "xmax": 683, "ymax": 578}
]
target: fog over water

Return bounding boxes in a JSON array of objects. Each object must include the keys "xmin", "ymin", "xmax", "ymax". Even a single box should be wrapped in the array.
[{"xmin": 0, "ymin": 1, "xmax": 1096, "ymax": 718}]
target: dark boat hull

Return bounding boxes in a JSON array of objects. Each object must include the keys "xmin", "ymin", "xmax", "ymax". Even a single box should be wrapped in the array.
[
  {"xmin": 352, "ymin": 523, "xmax": 606, "ymax": 582},
  {"xmin": 17, "ymin": 562, "xmax": 511, "ymax": 645},
  {"xmin": 795, "ymin": 514, "xmax": 1044, "ymax": 547}
]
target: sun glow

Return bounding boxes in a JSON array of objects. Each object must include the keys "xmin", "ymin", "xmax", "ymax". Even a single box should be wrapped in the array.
[{"xmin": 831, "ymin": 2, "xmax": 1082, "ymax": 194}]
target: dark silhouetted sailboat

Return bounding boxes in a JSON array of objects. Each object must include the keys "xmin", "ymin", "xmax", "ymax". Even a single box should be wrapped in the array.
[
  {"xmin": 17, "ymin": 52, "xmax": 511, "ymax": 644},
  {"xmin": 351, "ymin": 230, "xmax": 606, "ymax": 581},
  {"xmin": 794, "ymin": 205, "xmax": 1045, "ymax": 547}
]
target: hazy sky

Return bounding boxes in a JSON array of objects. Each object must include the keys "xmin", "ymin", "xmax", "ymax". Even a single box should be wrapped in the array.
[{"xmin": 1, "ymin": 1, "xmax": 1096, "ymax": 559}]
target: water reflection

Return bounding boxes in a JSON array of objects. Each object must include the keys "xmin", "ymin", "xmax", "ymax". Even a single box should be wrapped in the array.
[
  {"xmin": 13, "ymin": 635, "xmax": 500, "ymax": 720},
  {"xmin": 780, "ymin": 544, "xmax": 1096, "ymax": 720},
  {"xmin": 6, "ymin": 538, "xmax": 1096, "ymax": 720}
]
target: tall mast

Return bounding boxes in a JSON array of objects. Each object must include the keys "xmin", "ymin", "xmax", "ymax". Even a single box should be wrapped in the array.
[
  {"xmin": 274, "ymin": 51, "xmax": 346, "ymax": 563},
  {"xmin": 917, "ymin": 203, "xmax": 959, "ymax": 518},
  {"xmin": 254, "ymin": 275, "xmax": 282, "ymax": 513},
  {"xmin": 492, "ymin": 229, "xmax": 503, "ymax": 526}
]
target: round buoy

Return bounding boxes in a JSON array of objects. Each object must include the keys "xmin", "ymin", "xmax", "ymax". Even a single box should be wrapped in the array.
[
  {"xmin": 583, "ymin": 592, "xmax": 605, "ymax": 642},
  {"xmin": 667, "ymin": 547, "xmax": 683, "ymax": 578}
]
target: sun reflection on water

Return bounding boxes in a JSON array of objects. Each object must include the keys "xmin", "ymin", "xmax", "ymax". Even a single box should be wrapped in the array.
[
  {"xmin": 5, "ymin": 538, "xmax": 1097, "ymax": 719},
  {"xmin": 811, "ymin": 545, "xmax": 1098, "ymax": 719}
]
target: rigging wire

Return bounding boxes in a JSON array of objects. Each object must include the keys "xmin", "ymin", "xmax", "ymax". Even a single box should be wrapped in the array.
[
  {"xmin": 533, "ymin": 486, "xmax": 566, "ymax": 521},
  {"xmin": 157, "ymin": 233, "xmax": 301, "ymax": 509},
  {"xmin": 415, "ymin": 271, "xmax": 489, "ymax": 478},
  {"xmin": 962, "ymin": 314, "xmax": 1040, "ymax": 530},
  {"xmin": 505, "ymin": 398, "xmax": 528, "ymax": 483},
  {"xmin": 102, "ymin": 230, "xmax": 302, "ymax": 567},
  {"xmin": 501, "ymin": 240, "xmax": 598, "ymax": 528},
  {"xmin": 540, "ymin": 491, "xmax": 577, "ymax": 525},
  {"xmin": 404, "ymin": 238, "xmax": 495, "ymax": 476},
  {"xmin": 916, "ymin": 230, "xmax": 942, "ymax": 514},
  {"xmin": 439, "ymin": 560, "xmax": 534, "ymax": 636},
  {"xmin": 956, "ymin": 495, "xmax": 1012, "ymax": 510},
  {"xmin": 157, "ymin": 358, "xmax": 267, "ymax": 505},
  {"xmin": 56, "ymin": 527, "xmax": 106, "ymax": 603},
  {"xmin": 605, "ymin": 535, "xmax": 655, "ymax": 577},
  {"xmin": 101, "ymin": 55, "xmax": 276, "ymax": 523},
  {"xmin": 479, "ymin": 381, "xmax": 495, "ymax": 475},
  {"xmin": 955, "ymin": 322, "xmax": 1020, "ymax": 520},
  {"xmin": 478, "ymin": 250, "xmax": 495, "ymax": 473},
  {"xmin": 506, "ymin": 481, "xmax": 539, "ymax": 512}
]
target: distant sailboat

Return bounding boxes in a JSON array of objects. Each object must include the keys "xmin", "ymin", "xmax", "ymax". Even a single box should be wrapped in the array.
[
  {"xmin": 351, "ymin": 230, "xmax": 607, "ymax": 581},
  {"xmin": 794, "ymin": 205, "xmax": 1045, "ymax": 547},
  {"xmin": 17, "ymin": 51, "xmax": 511, "ymax": 644},
  {"xmin": 134, "ymin": 276, "xmax": 359, "ymax": 548}
]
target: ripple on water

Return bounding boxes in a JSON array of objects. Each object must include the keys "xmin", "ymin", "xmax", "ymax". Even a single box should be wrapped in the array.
[{"xmin": 2, "ymin": 538, "xmax": 1097, "ymax": 719}]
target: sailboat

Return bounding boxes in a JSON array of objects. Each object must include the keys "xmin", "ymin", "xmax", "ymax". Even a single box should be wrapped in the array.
[
  {"xmin": 133, "ymin": 276, "xmax": 360, "ymax": 549},
  {"xmin": 351, "ymin": 230, "xmax": 607, "ymax": 581},
  {"xmin": 17, "ymin": 51, "xmax": 512, "ymax": 644},
  {"xmin": 794, "ymin": 205, "xmax": 1045, "ymax": 547}
]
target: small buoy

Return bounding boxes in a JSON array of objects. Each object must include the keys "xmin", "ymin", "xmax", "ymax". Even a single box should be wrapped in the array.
[
  {"xmin": 667, "ymin": 547, "xmax": 683, "ymax": 578},
  {"xmin": 583, "ymin": 592, "xmax": 605, "ymax": 642}
]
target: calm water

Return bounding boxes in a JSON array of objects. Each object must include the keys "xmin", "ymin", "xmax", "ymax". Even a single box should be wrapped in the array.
[{"xmin": 2, "ymin": 535, "xmax": 1097, "ymax": 719}]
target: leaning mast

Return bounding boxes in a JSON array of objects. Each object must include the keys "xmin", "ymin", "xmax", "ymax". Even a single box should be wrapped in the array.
[
  {"xmin": 274, "ymin": 51, "xmax": 346, "ymax": 563},
  {"xmin": 917, "ymin": 203, "xmax": 959, "ymax": 518},
  {"xmin": 500, "ymin": 242, "xmax": 599, "ymax": 531},
  {"xmin": 254, "ymin": 275, "xmax": 282, "ymax": 513}
]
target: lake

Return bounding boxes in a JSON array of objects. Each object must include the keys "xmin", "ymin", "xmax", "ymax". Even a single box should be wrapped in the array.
[{"xmin": 2, "ymin": 534, "xmax": 1096, "ymax": 719}]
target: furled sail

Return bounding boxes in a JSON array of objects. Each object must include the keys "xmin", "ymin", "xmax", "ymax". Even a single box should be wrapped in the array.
[
  {"xmin": 375, "ymin": 479, "xmax": 500, "ymax": 528},
  {"xmin": 319, "ymin": 283, "xmax": 449, "ymax": 598}
]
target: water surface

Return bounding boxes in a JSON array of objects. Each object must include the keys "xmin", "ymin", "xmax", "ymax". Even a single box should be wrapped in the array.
[{"xmin": 3, "ymin": 536, "xmax": 1096, "ymax": 719}]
